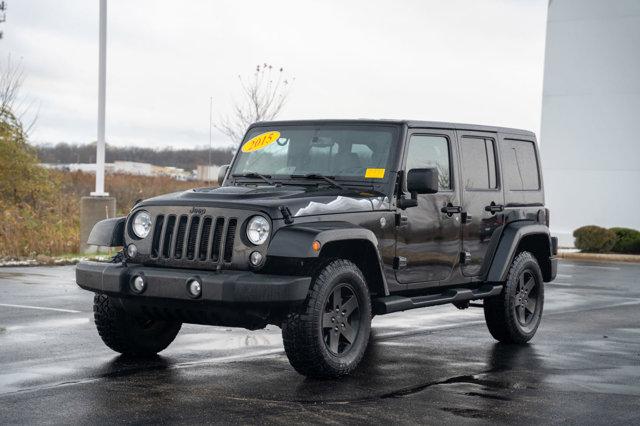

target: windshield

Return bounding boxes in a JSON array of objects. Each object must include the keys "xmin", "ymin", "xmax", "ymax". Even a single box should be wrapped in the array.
[{"xmin": 230, "ymin": 124, "xmax": 398, "ymax": 183}]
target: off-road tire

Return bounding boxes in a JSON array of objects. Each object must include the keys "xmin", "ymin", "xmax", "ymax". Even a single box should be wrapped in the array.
[
  {"xmin": 282, "ymin": 259, "xmax": 372, "ymax": 378},
  {"xmin": 484, "ymin": 251, "xmax": 544, "ymax": 344},
  {"xmin": 93, "ymin": 294, "xmax": 182, "ymax": 356}
]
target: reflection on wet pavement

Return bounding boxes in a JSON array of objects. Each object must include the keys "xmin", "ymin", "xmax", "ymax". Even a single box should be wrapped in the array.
[{"xmin": 0, "ymin": 261, "xmax": 639, "ymax": 423}]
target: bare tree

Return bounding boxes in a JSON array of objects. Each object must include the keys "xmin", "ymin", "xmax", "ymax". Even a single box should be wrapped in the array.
[
  {"xmin": 0, "ymin": 1, "xmax": 7, "ymax": 40},
  {"xmin": 216, "ymin": 63, "xmax": 293, "ymax": 144},
  {"xmin": 0, "ymin": 55, "xmax": 37, "ymax": 134}
]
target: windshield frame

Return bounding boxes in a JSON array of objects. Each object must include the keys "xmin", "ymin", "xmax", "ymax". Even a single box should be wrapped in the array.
[{"xmin": 227, "ymin": 122, "xmax": 403, "ymax": 192}]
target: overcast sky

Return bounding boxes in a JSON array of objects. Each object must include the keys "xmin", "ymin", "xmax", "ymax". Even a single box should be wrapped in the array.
[{"xmin": 2, "ymin": 0, "xmax": 548, "ymax": 149}]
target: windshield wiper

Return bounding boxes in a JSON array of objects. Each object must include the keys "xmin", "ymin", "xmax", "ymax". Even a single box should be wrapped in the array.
[
  {"xmin": 232, "ymin": 172, "xmax": 275, "ymax": 185},
  {"xmin": 289, "ymin": 173, "xmax": 346, "ymax": 190}
]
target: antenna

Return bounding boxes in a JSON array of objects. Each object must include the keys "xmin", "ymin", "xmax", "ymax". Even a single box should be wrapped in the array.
[{"xmin": 208, "ymin": 97, "xmax": 213, "ymax": 185}]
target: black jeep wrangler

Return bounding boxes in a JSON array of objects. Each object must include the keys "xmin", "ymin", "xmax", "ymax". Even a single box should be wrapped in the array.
[{"xmin": 77, "ymin": 119, "xmax": 557, "ymax": 377}]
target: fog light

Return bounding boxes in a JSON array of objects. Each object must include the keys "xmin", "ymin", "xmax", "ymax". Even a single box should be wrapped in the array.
[
  {"xmin": 187, "ymin": 278, "xmax": 202, "ymax": 298},
  {"xmin": 126, "ymin": 244, "xmax": 138, "ymax": 259},
  {"xmin": 131, "ymin": 275, "xmax": 146, "ymax": 293},
  {"xmin": 249, "ymin": 251, "xmax": 263, "ymax": 266}
]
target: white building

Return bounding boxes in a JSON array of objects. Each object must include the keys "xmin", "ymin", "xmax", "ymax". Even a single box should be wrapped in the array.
[
  {"xmin": 196, "ymin": 165, "xmax": 220, "ymax": 182},
  {"xmin": 112, "ymin": 161, "xmax": 154, "ymax": 176},
  {"xmin": 40, "ymin": 162, "xmax": 192, "ymax": 180},
  {"xmin": 540, "ymin": 0, "xmax": 640, "ymax": 246}
]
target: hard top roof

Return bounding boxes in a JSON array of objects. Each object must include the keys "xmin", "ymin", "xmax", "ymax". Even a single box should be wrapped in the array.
[{"xmin": 250, "ymin": 119, "xmax": 535, "ymax": 137}]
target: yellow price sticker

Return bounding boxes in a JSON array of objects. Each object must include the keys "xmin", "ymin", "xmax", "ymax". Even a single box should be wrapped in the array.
[
  {"xmin": 241, "ymin": 131, "xmax": 281, "ymax": 153},
  {"xmin": 365, "ymin": 168, "xmax": 385, "ymax": 179}
]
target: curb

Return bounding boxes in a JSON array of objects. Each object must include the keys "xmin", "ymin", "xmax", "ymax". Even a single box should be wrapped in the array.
[
  {"xmin": 0, "ymin": 256, "xmax": 110, "ymax": 268},
  {"xmin": 558, "ymin": 251, "xmax": 640, "ymax": 264}
]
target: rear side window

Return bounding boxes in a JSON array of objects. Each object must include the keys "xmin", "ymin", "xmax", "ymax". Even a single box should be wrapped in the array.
[
  {"xmin": 459, "ymin": 137, "xmax": 498, "ymax": 190},
  {"xmin": 501, "ymin": 139, "xmax": 540, "ymax": 191}
]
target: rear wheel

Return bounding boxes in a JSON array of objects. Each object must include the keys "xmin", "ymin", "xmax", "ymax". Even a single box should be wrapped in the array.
[
  {"xmin": 484, "ymin": 251, "xmax": 544, "ymax": 344},
  {"xmin": 93, "ymin": 294, "xmax": 182, "ymax": 356},
  {"xmin": 282, "ymin": 259, "xmax": 371, "ymax": 378}
]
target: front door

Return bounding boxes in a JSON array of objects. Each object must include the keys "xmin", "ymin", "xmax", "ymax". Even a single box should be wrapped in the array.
[
  {"xmin": 395, "ymin": 130, "xmax": 462, "ymax": 287},
  {"xmin": 457, "ymin": 131, "xmax": 505, "ymax": 277}
]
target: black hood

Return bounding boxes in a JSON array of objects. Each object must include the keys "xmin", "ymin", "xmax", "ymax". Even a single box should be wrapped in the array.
[{"xmin": 136, "ymin": 184, "xmax": 391, "ymax": 219}]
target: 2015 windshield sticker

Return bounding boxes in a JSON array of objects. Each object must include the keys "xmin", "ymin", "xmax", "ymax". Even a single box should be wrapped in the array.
[
  {"xmin": 241, "ymin": 131, "xmax": 281, "ymax": 153},
  {"xmin": 365, "ymin": 168, "xmax": 385, "ymax": 179}
]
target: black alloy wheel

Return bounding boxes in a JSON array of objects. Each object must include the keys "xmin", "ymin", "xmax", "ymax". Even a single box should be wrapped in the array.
[
  {"xmin": 513, "ymin": 269, "xmax": 540, "ymax": 333},
  {"xmin": 322, "ymin": 283, "xmax": 361, "ymax": 355},
  {"xmin": 282, "ymin": 259, "xmax": 372, "ymax": 377},
  {"xmin": 484, "ymin": 251, "xmax": 544, "ymax": 344}
]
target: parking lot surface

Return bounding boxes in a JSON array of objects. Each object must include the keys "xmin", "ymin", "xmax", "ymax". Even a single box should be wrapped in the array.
[{"xmin": 1, "ymin": 260, "xmax": 639, "ymax": 424}]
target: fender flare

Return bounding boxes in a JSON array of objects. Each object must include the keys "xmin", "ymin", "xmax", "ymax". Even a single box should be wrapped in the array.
[
  {"xmin": 87, "ymin": 217, "xmax": 126, "ymax": 247},
  {"xmin": 485, "ymin": 221, "xmax": 553, "ymax": 282},
  {"xmin": 267, "ymin": 221, "xmax": 389, "ymax": 295},
  {"xmin": 268, "ymin": 221, "xmax": 379, "ymax": 258}
]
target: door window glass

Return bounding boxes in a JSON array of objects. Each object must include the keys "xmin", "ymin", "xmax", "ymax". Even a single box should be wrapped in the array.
[
  {"xmin": 406, "ymin": 135, "xmax": 451, "ymax": 190},
  {"xmin": 460, "ymin": 137, "xmax": 498, "ymax": 190}
]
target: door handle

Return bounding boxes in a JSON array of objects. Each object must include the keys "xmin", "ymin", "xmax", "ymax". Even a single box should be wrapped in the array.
[
  {"xmin": 484, "ymin": 203, "xmax": 504, "ymax": 213},
  {"xmin": 441, "ymin": 204, "xmax": 462, "ymax": 216},
  {"xmin": 395, "ymin": 213, "xmax": 409, "ymax": 227}
]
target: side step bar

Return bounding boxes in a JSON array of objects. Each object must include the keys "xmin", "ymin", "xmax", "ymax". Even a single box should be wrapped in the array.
[{"xmin": 372, "ymin": 284, "xmax": 503, "ymax": 315}]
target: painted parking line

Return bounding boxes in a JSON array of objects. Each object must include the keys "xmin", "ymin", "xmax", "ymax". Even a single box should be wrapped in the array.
[
  {"xmin": 0, "ymin": 303, "xmax": 82, "ymax": 314},
  {"xmin": 556, "ymin": 274, "xmax": 573, "ymax": 278}
]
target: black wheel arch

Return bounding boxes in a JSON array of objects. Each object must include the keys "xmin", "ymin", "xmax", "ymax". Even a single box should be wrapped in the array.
[
  {"xmin": 267, "ymin": 221, "xmax": 389, "ymax": 297},
  {"xmin": 87, "ymin": 216, "xmax": 126, "ymax": 246},
  {"xmin": 484, "ymin": 221, "xmax": 555, "ymax": 283}
]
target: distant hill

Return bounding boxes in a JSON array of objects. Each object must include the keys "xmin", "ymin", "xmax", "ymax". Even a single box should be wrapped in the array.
[{"xmin": 34, "ymin": 142, "xmax": 235, "ymax": 171}]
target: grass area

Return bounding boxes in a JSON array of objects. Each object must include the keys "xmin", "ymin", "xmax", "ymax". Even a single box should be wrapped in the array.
[{"xmin": 0, "ymin": 171, "xmax": 208, "ymax": 258}]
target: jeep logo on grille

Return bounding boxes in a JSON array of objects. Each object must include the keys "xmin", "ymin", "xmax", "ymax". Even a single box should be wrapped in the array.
[{"xmin": 188, "ymin": 207, "xmax": 206, "ymax": 215}]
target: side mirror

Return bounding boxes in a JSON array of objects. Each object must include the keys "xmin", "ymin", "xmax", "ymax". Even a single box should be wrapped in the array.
[
  {"xmin": 217, "ymin": 164, "xmax": 229, "ymax": 186},
  {"xmin": 407, "ymin": 168, "xmax": 439, "ymax": 194},
  {"xmin": 398, "ymin": 168, "xmax": 439, "ymax": 209}
]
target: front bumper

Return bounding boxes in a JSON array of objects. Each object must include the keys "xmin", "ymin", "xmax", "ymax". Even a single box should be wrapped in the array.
[{"xmin": 76, "ymin": 261, "xmax": 311, "ymax": 304}]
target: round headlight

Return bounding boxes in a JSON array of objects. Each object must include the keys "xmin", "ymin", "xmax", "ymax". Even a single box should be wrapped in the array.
[
  {"xmin": 246, "ymin": 216, "xmax": 270, "ymax": 245},
  {"xmin": 132, "ymin": 211, "xmax": 152, "ymax": 239}
]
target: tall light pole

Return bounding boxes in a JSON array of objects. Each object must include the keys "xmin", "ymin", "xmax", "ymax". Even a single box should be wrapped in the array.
[
  {"xmin": 91, "ymin": 0, "xmax": 108, "ymax": 196},
  {"xmin": 81, "ymin": 0, "xmax": 115, "ymax": 254}
]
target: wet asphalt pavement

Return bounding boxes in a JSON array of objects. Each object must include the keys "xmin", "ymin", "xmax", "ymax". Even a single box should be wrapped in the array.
[{"xmin": 0, "ymin": 261, "xmax": 639, "ymax": 425}]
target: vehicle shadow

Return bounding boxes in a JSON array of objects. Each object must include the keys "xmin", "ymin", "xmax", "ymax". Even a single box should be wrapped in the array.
[{"xmin": 97, "ymin": 354, "xmax": 173, "ymax": 379}]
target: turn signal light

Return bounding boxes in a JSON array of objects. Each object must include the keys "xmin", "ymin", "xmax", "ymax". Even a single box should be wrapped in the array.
[{"xmin": 312, "ymin": 240, "xmax": 321, "ymax": 252}]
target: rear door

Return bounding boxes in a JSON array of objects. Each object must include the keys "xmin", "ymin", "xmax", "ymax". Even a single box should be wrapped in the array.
[
  {"xmin": 395, "ymin": 129, "xmax": 462, "ymax": 288},
  {"xmin": 457, "ymin": 131, "xmax": 505, "ymax": 277}
]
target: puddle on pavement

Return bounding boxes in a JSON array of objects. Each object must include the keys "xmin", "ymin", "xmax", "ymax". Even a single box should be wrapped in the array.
[
  {"xmin": 439, "ymin": 406, "xmax": 486, "ymax": 419},
  {"xmin": 0, "ymin": 272, "xmax": 26, "ymax": 279},
  {"xmin": 0, "ymin": 271, "xmax": 55, "ymax": 280},
  {"xmin": 6, "ymin": 317, "xmax": 89, "ymax": 331}
]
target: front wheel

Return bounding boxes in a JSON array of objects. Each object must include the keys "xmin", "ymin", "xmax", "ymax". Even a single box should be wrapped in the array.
[
  {"xmin": 93, "ymin": 294, "xmax": 182, "ymax": 356},
  {"xmin": 282, "ymin": 259, "xmax": 372, "ymax": 378},
  {"xmin": 484, "ymin": 251, "xmax": 544, "ymax": 344}
]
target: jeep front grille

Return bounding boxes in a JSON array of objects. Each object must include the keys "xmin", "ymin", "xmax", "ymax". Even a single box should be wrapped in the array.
[{"xmin": 150, "ymin": 214, "xmax": 237, "ymax": 264}]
